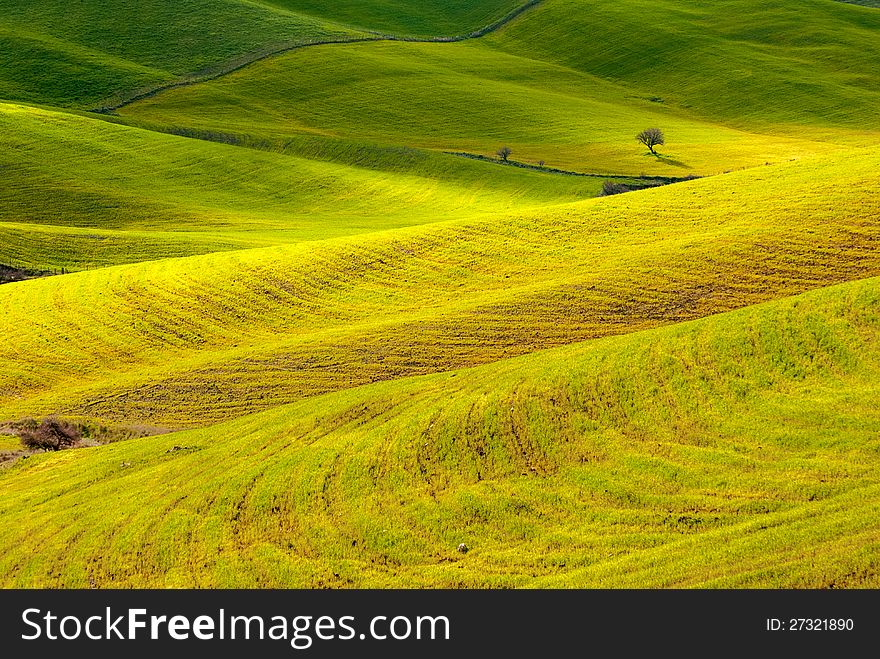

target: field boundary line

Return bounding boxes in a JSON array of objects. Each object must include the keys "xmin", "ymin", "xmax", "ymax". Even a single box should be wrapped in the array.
[
  {"xmin": 444, "ymin": 151, "xmax": 699, "ymax": 182},
  {"xmin": 90, "ymin": 0, "xmax": 544, "ymax": 113}
]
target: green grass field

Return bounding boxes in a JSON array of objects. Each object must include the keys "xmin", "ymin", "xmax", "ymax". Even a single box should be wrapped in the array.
[
  {"xmin": 1, "ymin": 278, "xmax": 878, "ymax": 587},
  {"xmin": 2, "ymin": 146, "xmax": 878, "ymax": 428},
  {"xmin": 0, "ymin": 0, "xmax": 361, "ymax": 107},
  {"xmin": 486, "ymin": 0, "xmax": 880, "ymax": 129},
  {"xmin": 0, "ymin": 0, "xmax": 537, "ymax": 109},
  {"xmin": 118, "ymin": 0, "xmax": 880, "ymax": 177},
  {"xmin": 1, "ymin": 0, "xmax": 879, "ymax": 589},
  {"xmin": 121, "ymin": 38, "xmax": 851, "ymax": 177},
  {"xmin": 0, "ymin": 102, "xmax": 617, "ymax": 270},
  {"xmin": 264, "ymin": 0, "xmax": 527, "ymax": 36}
]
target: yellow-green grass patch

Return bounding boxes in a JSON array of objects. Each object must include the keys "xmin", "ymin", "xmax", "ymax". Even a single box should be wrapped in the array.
[
  {"xmin": 2, "ymin": 147, "xmax": 878, "ymax": 427},
  {"xmin": 0, "ymin": 102, "xmax": 608, "ymax": 270},
  {"xmin": 0, "ymin": 277, "xmax": 877, "ymax": 587},
  {"xmin": 121, "ymin": 39, "xmax": 855, "ymax": 177}
]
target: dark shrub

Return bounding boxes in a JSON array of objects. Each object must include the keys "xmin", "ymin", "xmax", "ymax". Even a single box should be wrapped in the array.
[
  {"xmin": 20, "ymin": 417, "xmax": 81, "ymax": 451},
  {"xmin": 601, "ymin": 181, "xmax": 632, "ymax": 196}
]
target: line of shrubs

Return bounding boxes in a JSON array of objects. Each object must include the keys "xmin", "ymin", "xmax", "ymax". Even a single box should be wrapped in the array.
[
  {"xmin": 601, "ymin": 180, "xmax": 676, "ymax": 196},
  {"xmin": 5, "ymin": 417, "xmax": 171, "ymax": 455}
]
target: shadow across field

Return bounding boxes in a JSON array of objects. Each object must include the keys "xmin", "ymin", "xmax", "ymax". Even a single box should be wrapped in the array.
[{"xmin": 641, "ymin": 151, "xmax": 692, "ymax": 169}]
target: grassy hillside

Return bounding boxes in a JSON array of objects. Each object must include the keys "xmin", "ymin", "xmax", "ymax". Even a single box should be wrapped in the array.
[
  {"xmin": 0, "ymin": 1, "xmax": 542, "ymax": 109},
  {"xmin": 487, "ymin": 0, "xmax": 880, "ymax": 130},
  {"xmin": 119, "ymin": 0, "xmax": 880, "ymax": 177},
  {"xmin": 264, "ymin": 0, "xmax": 526, "ymax": 36},
  {"xmin": 121, "ymin": 39, "xmax": 848, "ymax": 177},
  {"xmin": 0, "ymin": 102, "xmax": 610, "ymax": 270},
  {"xmin": 0, "ymin": 0, "xmax": 365, "ymax": 107},
  {"xmin": 0, "ymin": 277, "xmax": 877, "ymax": 587},
  {"xmin": 2, "ymin": 147, "xmax": 877, "ymax": 428}
]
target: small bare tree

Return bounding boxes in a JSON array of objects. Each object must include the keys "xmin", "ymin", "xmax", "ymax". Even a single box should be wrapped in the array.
[
  {"xmin": 496, "ymin": 146, "xmax": 512, "ymax": 162},
  {"xmin": 19, "ymin": 417, "xmax": 81, "ymax": 451},
  {"xmin": 636, "ymin": 128, "xmax": 665, "ymax": 154}
]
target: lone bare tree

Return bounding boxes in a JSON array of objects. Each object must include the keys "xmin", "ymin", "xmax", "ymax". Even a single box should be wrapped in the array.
[
  {"xmin": 19, "ymin": 416, "xmax": 81, "ymax": 451},
  {"xmin": 636, "ymin": 128, "xmax": 665, "ymax": 155},
  {"xmin": 496, "ymin": 146, "xmax": 512, "ymax": 162}
]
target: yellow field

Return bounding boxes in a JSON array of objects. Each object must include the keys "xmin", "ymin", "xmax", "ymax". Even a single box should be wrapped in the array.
[
  {"xmin": 2, "ymin": 146, "xmax": 878, "ymax": 429},
  {"xmin": 1, "ymin": 276, "xmax": 877, "ymax": 587},
  {"xmin": 2, "ymin": 0, "xmax": 880, "ymax": 589}
]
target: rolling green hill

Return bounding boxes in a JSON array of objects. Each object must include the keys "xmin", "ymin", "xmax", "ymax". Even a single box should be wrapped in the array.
[
  {"xmin": 1, "ymin": 0, "xmax": 879, "ymax": 590},
  {"xmin": 0, "ymin": 102, "xmax": 611, "ymax": 271},
  {"xmin": 486, "ymin": 0, "xmax": 880, "ymax": 130},
  {"xmin": 0, "ymin": 0, "xmax": 362, "ymax": 107},
  {"xmin": 0, "ymin": 0, "xmax": 539, "ymax": 109},
  {"xmin": 1, "ymin": 277, "xmax": 877, "ymax": 587},
  {"xmin": 2, "ymin": 147, "xmax": 878, "ymax": 428},
  {"xmin": 263, "ymin": 0, "xmax": 527, "ymax": 36},
  {"xmin": 116, "ymin": 0, "xmax": 880, "ymax": 179},
  {"xmin": 120, "ymin": 38, "xmax": 848, "ymax": 177}
]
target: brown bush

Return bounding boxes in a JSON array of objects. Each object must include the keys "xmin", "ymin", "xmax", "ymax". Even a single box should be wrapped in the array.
[
  {"xmin": 20, "ymin": 417, "xmax": 81, "ymax": 451},
  {"xmin": 601, "ymin": 181, "xmax": 632, "ymax": 196}
]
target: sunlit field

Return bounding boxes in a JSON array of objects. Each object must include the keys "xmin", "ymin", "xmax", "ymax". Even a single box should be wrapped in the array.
[{"xmin": 1, "ymin": 0, "xmax": 879, "ymax": 588}]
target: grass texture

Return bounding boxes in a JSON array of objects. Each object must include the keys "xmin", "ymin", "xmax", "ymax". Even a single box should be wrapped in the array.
[
  {"xmin": 2, "ymin": 147, "xmax": 878, "ymax": 428},
  {"xmin": 0, "ymin": 102, "xmax": 607, "ymax": 270},
  {"xmin": 1, "ymin": 278, "xmax": 877, "ymax": 587},
  {"xmin": 263, "ymin": 0, "xmax": 526, "ymax": 36},
  {"xmin": 119, "ymin": 0, "xmax": 880, "ymax": 177},
  {"xmin": 0, "ymin": 0, "xmax": 363, "ymax": 107},
  {"xmin": 1, "ymin": 0, "xmax": 879, "ymax": 590},
  {"xmin": 486, "ymin": 0, "xmax": 880, "ymax": 130}
]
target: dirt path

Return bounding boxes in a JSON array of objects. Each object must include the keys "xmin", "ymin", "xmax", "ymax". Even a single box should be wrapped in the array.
[{"xmin": 92, "ymin": 0, "xmax": 544, "ymax": 113}]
